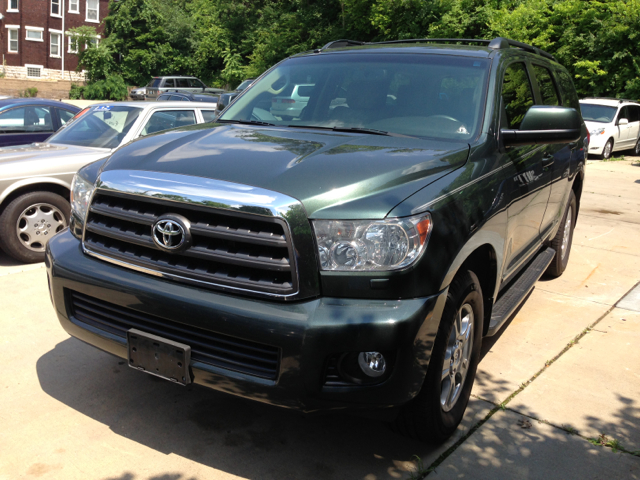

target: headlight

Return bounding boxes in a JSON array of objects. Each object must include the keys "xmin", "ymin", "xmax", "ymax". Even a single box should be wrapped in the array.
[
  {"xmin": 312, "ymin": 214, "xmax": 432, "ymax": 271},
  {"xmin": 589, "ymin": 128, "xmax": 605, "ymax": 136},
  {"xmin": 70, "ymin": 173, "xmax": 95, "ymax": 225}
]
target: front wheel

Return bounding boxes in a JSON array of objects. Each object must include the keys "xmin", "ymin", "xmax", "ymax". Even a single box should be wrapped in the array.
[
  {"xmin": 632, "ymin": 137, "xmax": 640, "ymax": 156},
  {"xmin": 546, "ymin": 191, "xmax": 576, "ymax": 278},
  {"xmin": 0, "ymin": 191, "xmax": 69, "ymax": 263},
  {"xmin": 394, "ymin": 270, "xmax": 483, "ymax": 443},
  {"xmin": 602, "ymin": 138, "xmax": 613, "ymax": 159}
]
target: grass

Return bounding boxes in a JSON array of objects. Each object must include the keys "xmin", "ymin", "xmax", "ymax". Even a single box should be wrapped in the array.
[
  {"xmin": 407, "ymin": 455, "xmax": 430, "ymax": 479},
  {"xmin": 588, "ymin": 434, "xmax": 624, "ymax": 453}
]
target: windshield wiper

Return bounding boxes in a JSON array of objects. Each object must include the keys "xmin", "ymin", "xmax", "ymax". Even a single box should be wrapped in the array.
[
  {"xmin": 287, "ymin": 124, "xmax": 405, "ymax": 137},
  {"xmin": 217, "ymin": 119, "xmax": 276, "ymax": 127}
]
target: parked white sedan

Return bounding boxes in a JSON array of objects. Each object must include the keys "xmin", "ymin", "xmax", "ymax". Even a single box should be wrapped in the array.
[{"xmin": 0, "ymin": 101, "xmax": 218, "ymax": 263}]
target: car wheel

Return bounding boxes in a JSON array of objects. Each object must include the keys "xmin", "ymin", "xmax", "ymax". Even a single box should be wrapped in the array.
[
  {"xmin": 545, "ymin": 191, "xmax": 577, "ymax": 278},
  {"xmin": 632, "ymin": 138, "xmax": 640, "ymax": 156},
  {"xmin": 0, "ymin": 191, "xmax": 70, "ymax": 263},
  {"xmin": 602, "ymin": 138, "xmax": 613, "ymax": 159},
  {"xmin": 393, "ymin": 270, "xmax": 483, "ymax": 443}
]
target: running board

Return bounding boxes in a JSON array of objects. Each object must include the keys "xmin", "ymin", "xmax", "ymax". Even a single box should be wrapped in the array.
[{"xmin": 486, "ymin": 247, "xmax": 556, "ymax": 337}]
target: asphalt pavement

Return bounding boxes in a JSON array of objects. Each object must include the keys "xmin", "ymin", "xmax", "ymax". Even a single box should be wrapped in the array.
[{"xmin": 1, "ymin": 158, "xmax": 639, "ymax": 480}]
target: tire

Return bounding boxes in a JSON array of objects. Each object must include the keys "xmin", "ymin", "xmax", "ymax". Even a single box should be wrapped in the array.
[
  {"xmin": 546, "ymin": 190, "xmax": 577, "ymax": 278},
  {"xmin": 632, "ymin": 137, "xmax": 640, "ymax": 156},
  {"xmin": 602, "ymin": 138, "xmax": 613, "ymax": 159},
  {"xmin": 393, "ymin": 270, "xmax": 483, "ymax": 443},
  {"xmin": 0, "ymin": 191, "xmax": 70, "ymax": 263}
]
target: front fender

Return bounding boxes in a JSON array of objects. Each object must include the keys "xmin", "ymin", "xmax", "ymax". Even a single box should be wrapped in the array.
[{"xmin": 0, "ymin": 175, "xmax": 73, "ymax": 205}]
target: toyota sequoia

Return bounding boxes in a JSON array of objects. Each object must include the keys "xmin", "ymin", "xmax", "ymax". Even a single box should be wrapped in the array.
[{"xmin": 46, "ymin": 37, "xmax": 587, "ymax": 443}]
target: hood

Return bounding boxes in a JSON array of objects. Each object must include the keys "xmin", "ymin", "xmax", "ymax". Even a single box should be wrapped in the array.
[
  {"xmin": 583, "ymin": 120, "xmax": 610, "ymax": 131},
  {"xmin": 101, "ymin": 124, "xmax": 469, "ymax": 219},
  {"xmin": 0, "ymin": 143, "xmax": 111, "ymax": 180}
]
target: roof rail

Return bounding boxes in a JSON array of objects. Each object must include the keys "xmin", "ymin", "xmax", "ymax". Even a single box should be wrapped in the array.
[
  {"xmin": 317, "ymin": 36, "xmax": 557, "ymax": 61},
  {"xmin": 581, "ymin": 97, "xmax": 638, "ymax": 103}
]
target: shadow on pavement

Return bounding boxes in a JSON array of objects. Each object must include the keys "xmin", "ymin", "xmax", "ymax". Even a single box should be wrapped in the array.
[{"xmin": 37, "ymin": 338, "xmax": 434, "ymax": 480}]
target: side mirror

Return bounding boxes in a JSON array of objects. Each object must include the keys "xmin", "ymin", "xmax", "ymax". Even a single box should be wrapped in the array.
[
  {"xmin": 618, "ymin": 118, "xmax": 629, "ymax": 126},
  {"xmin": 501, "ymin": 106, "xmax": 582, "ymax": 147}
]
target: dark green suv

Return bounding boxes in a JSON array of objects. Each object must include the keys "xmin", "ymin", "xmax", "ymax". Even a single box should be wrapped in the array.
[{"xmin": 46, "ymin": 37, "xmax": 586, "ymax": 443}]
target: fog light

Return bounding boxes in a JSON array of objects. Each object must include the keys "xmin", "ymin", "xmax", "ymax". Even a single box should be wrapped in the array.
[{"xmin": 358, "ymin": 352, "xmax": 386, "ymax": 377}]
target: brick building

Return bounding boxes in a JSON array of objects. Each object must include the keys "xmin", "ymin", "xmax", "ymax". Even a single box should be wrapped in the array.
[{"xmin": 0, "ymin": 0, "xmax": 109, "ymax": 81}]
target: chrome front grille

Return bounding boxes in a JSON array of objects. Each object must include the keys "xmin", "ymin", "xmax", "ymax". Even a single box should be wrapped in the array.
[{"xmin": 83, "ymin": 190, "xmax": 298, "ymax": 297}]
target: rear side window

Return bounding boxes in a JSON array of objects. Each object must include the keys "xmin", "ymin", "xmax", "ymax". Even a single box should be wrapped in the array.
[
  {"xmin": 501, "ymin": 63, "xmax": 534, "ymax": 129},
  {"xmin": 626, "ymin": 105, "xmax": 640, "ymax": 122},
  {"xmin": 532, "ymin": 65, "xmax": 559, "ymax": 106},
  {"xmin": 163, "ymin": 79, "xmax": 175, "ymax": 88},
  {"xmin": 555, "ymin": 70, "xmax": 580, "ymax": 110},
  {"xmin": 201, "ymin": 110, "xmax": 217, "ymax": 122},
  {"xmin": 0, "ymin": 106, "xmax": 54, "ymax": 133},
  {"xmin": 150, "ymin": 78, "xmax": 161, "ymax": 88},
  {"xmin": 141, "ymin": 110, "xmax": 196, "ymax": 136},
  {"xmin": 176, "ymin": 78, "xmax": 190, "ymax": 88}
]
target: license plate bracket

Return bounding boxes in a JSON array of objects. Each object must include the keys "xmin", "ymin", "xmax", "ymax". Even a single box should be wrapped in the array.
[{"xmin": 127, "ymin": 329, "xmax": 191, "ymax": 385}]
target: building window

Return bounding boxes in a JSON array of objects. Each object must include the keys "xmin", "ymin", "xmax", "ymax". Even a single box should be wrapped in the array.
[
  {"xmin": 8, "ymin": 0, "xmax": 18, "ymax": 12},
  {"xmin": 51, "ymin": 0, "xmax": 60, "ymax": 16},
  {"xmin": 7, "ymin": 27, "xmax": 18, "ymax": 53},
  {"xmin": 26, "ymin": 65, "xmax": 42, "ymax": 78},
  {"xmin": 50, "ymin": 32, "xmax": 61, "ymax": 57},
  {"xmin": 25, "ymin": 27, "xmax": 44, "ymax": 42},
  {"xmin": 86, "ymin": 0, "xmax": 98, "ymax": 22},
  {"xmin": 69, "ymin": 0, "xmax": 79, "ymax": 13},
  {"xmin": 68, "ymin": 35, "xmax": 78, "ymax": 53}
]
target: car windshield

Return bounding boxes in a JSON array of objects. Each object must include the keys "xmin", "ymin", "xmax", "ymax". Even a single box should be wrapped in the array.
[
  {"xmin": 580, "ymin": 103, "xmax": 617, "ymax": 123},
  {"xmin": 220, "ymin": 54, "xmax": 490, "ymax": 140},
  {"xmin": 47, "ymin": 105, "xmax": 143, "ymax": 149}
]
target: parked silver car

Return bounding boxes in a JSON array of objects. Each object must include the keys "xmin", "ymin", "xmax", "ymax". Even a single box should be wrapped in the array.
[
  {"xmin": 145, "ymin": 76, "xmax": 224, "ymax": 101},
  {"xmin": 0, "ymin": 100, "xmax": 218, "ymax": 263}
]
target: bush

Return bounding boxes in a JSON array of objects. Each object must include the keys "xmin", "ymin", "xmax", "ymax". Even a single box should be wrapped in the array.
[
  {"xmin": 82, "ymin": 75, "xmax": 129, "ymax": 101},
  {"xmin": 19, "ymin": 87, "xmax": 38, "ymax": 98},
  {"xmin": 69, "ymin": 84, "xmax": 85, "ymax": 99}
]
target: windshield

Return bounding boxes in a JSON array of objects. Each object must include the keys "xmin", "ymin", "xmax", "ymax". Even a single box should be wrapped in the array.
[
  {"xmin": 48, "ymin": 105, "xmax": 142, "ymax": 149},
  {"xmin": 580, "ymin": 103, "xmax": 617, "ymax": 123},
  {"xmin": 220, "ymin": 54, "xmax": 490, "ymax": 140}
]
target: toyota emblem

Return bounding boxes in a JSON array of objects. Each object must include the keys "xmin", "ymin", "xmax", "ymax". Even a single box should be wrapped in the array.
[{"xmin": 152, "ymin": 215, "xmax": 191, "ymax": 251}]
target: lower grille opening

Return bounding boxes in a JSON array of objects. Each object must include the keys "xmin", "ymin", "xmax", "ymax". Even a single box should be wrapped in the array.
[{"xmin": 68, "ymin": 290, "xmax": 280, "ymax": 380}]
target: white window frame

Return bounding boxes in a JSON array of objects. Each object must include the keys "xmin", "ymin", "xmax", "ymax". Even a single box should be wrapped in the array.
[
  {"xmin": 7, "ymin": 0, "xmax": 18, "ymax": 13},
  {"xmin": 68, "ymin": 0, "xmax": 79, "ymax": 13},
  {"xmin": 25, "ymin": 64, "xmax": 43, "ymax": 78},
  {"xmin": 51, "ymin": 0, "xmax": 61, "ymax": 17},
  {"xmin": 50, "ymin": 29, "xmax": 62, "ymax": 58},
  {"xmin": 25, "ymin": 26, "xmax": 44, "ymax": 42},
  {"xmin": 85, "ymin": 0, "xmax": 99, "ymax": 23},
  {"xmin": 67, "ymin": 35, "xmax": 78, "ymax": 53},
  {"xmin": 6, "ymin": 25, "xmax": 19, "ymax": 53}
]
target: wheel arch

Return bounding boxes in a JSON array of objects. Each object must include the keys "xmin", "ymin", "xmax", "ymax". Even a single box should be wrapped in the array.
[
  {"xmin": 0, "ymin": 179, "xmax": 71, "ymax": 216},
  {"xmin": 571, "ymin": 167, "xmax": 584, "ymax": 219}
]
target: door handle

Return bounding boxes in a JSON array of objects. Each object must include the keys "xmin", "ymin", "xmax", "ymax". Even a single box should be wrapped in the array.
[{"xmin": 542, "ymin": 155, "xmax": 554, "ymax": 169}]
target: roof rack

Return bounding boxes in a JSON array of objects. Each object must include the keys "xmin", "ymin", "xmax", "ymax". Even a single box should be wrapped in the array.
[
  {"xmin": 317, "ymin": 37, "xmax": 557, "ymax": 62},
  {"xmin": 581, "ymin": 97, "xmax": 638, "ymax": 103}
]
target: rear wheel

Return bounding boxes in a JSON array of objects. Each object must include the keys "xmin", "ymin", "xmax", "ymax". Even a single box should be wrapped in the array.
[
  {"xmin": 0, "ymin": 191, "xmax": 69, "ymax": 263},
  {"xmin": 546, "ymin": 191, "xmax": 577, "ymax": 278},
  {"xmin": 632, "ymin": 137, "xmax": 640, "ymax": 156},
  {"xmin": 602, "ymin": 138, "xmax": 613, "ymax": 159},
  {"xmin": 393, "ymin": 270, "xmax": 483, "ymax": 443}
]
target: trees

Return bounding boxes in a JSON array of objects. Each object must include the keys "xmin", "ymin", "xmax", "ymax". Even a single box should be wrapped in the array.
[{"xmin": 78, "ymin": 0, "xmax": 640, "ymax": 99}]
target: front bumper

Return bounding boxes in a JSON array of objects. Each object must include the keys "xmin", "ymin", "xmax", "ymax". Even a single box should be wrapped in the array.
[{"xmin": 46, "ymin": 230, "xmax": 446, "ymax": 413}]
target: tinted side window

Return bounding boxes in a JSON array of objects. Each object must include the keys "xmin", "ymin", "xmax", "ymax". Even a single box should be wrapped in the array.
[
  {"xmin": 141, "ymin": 110, "xmax": 196, "ymax": 136},
  {"xmin": 0, "ymin": 106, "xmax": 53, "ymax": 133},
  {"xmin": 57, "ymin": 108, "xmax": 76, "ymax": 125},
  {"xmin": 163, "ymin": 79, "xmax": 175, "ymax": 88},
  {"xmin": 628, "ymin": 105, "xmax": 640, "ymax": 122},
  {"xmin": 188, "ymin": 78, "xmax": 204, "ymax": 88},
  {"xmin": 501, "ymin": 63, "xmax": 534, "ymax": 129},
  {"xmin": 555, "ymin": 70, "xmax": 580, "ymax": 110},
  {"xmin": 618, "ymin": 106, "xmax": 629, "ymax": 123},
  {"xmin": 157, "ymin": 94, "xmax": 171, "ymax": 101},
  {"xmin": 201, "ymin": 110, "xmax": 217, "ymax": 122},
  {"xmin": 532, "ymin": 65, "xmax": 559, "ymax": 106},
  {"xmin": 176, "ymin": 79, "xmax": 190, "ymax": 88}
]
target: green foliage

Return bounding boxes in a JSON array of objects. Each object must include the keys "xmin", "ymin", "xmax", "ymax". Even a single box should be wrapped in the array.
[
  {"xmin": 83, "ymin": 75, "xmax": 129, "ymax": 101},
  {"xmin": 79, "ymin": 0, "xmax": 640, "ymax": 99},
  {"xmin": 69, "ymin": 84, "xmax": 85, "ymax": 100},
  {"xmin": 19, "ymin": 87, "xmax": 38, "ymax": 98}
]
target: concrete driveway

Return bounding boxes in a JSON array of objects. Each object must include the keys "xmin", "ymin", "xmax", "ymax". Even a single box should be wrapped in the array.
[{"xmin": 1, "ymin": 158, "xmax": 639, "ymax": 480}]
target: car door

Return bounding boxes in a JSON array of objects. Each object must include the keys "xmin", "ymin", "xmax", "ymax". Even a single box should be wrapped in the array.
[
  {"xmin": 500, "ymin": 61, "xmax": 553, "ymax": 280},
  {"xmin": 530, "ymin": 63, "xmax": 572, "ymax": 239},
  {"xmin": 138, "ymin": 108, "xmax": 197, "ymax": 137},
  {"xmin": 615, "ymin": 106, "xmax": 632, "ymax": 148},
  {"xmin": 626, "ymin": 105, "xmax": 640, "ymax": 147},
  {"xmin": 0, "ymin": 105, "xmax": 55, "ymax": 146}
]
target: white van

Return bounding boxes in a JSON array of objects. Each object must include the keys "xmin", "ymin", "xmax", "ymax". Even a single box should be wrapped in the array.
[{"xmin": 580, "ymin": 98, "xmax": 640, "ymax": 158}]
